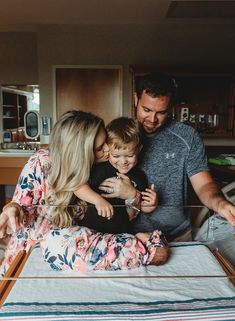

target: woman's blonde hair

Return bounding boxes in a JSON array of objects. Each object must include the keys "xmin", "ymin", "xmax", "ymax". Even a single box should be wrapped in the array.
[{"xmin": 46, "ymin": 110, "xmax": 104, "ymax": 227}]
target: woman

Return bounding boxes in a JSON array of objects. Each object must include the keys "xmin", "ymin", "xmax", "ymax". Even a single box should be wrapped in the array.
[{"xmin": 0, "ymin": 110, "xmax": 168, "ymax": 274}]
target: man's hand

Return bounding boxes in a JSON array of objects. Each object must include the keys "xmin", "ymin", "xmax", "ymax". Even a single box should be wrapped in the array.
[
  {"xmin": 99, "ymin": 173, "xmax": 137, "ymax": 200},
  {"xmin": 190, "ymin": 171, "xmax": 235, "ymax": 227},
  {"xmin": 217, "ymin": 200, "xmax": 235, "ymax": 227}
]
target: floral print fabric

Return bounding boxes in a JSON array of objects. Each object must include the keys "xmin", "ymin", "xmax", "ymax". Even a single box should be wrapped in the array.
[
  {"xmin": 0, "ymin": 149, "xmax": 51, "ymax": 275},
  {"xmin": 41, "ymin": 227, "xmax": 147, "ymax": 271},
  {"xmin": 0, "ymin": 149, "xmax": 167, "ymax": 275},
  {"xmin": 41, "ymin": 228, "xmax": 167, "ymax": 272}
]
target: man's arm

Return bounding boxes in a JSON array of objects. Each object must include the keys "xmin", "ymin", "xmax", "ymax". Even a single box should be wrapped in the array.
[{"xmin": 190, "ymin": 171, "xmax": 235, "ymax": 226}]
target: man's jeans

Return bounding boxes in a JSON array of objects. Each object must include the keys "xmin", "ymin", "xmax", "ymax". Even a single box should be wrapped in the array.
[{"xmin": 195, "ymin": 214, "xmax": 235, "ymax": 267}]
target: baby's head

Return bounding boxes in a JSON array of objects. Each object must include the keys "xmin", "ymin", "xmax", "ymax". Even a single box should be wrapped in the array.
[{"xmin": 106, "ymin": 117, "xmax": 142, "ymax": 174}]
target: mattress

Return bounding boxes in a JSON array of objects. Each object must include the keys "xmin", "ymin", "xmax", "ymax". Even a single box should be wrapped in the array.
[{"xmin": 1, "ymin": 242, "xmax": 235, "ymax": 321}]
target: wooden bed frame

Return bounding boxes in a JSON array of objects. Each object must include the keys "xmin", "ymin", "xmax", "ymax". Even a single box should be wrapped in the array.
[
  {"xmin": 0, "ymin": 248, "xmax": 32, "ymax": 306},
  {"xmin": 212, "ymin": 249, "xmax": 235, "ymax": 285},
  {"xmin": 0, "ymin": 245, "xmax": 234, "ymax": 308}
]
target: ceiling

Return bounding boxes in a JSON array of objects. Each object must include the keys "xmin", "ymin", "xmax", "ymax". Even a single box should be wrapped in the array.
[{"xmin": 1, "ymin": 0, "xmax": 235, "ymax": 32}]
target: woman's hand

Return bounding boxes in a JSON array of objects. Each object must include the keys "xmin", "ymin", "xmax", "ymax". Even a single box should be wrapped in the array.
[
  {"xmin": 99, "ymin": 173, "xmax": 137, "ymax": 200},
  {"xmin": 0, "ymin": 202, "xmax": 23, "ymax": 238}
]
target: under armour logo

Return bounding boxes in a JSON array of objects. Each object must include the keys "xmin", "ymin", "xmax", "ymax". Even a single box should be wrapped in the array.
[{"xmin": 165, "ymin": 153, "xmax": 175, "ymax": 159}]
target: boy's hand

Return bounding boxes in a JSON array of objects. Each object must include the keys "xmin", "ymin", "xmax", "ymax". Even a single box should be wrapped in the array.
[
  {"xmin": 94, "ymin": 198, "xmax": 114, "ymax": 220},
  {"xmin": 141, "ymin": 184, "xmax": 158, "ymax": 213}
]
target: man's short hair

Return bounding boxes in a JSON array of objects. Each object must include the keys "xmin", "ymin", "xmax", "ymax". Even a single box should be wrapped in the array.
[{"xmin": 135, "ymin": 72, "xmax": 177, "ymax": 101}]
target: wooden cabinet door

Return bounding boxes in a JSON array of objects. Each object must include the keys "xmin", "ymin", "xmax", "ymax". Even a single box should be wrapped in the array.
[{"xmin": 55, "ymin": 67, "xmax": 122, "ymax": 125}]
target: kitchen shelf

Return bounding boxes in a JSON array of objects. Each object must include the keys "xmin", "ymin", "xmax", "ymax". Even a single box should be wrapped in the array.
[{"xmin": 1, "ymin": 88, "xmax": 28, "ymax": 131}]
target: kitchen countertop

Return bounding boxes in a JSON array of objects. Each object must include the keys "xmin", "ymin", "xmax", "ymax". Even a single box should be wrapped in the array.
[
  {"xmin": 0, "ymin": 150, "xmax": 35, "ymax": 157},
  {"xmin": 0, "ymin": 150, "xmax": 36, "ymax": 207},
  {"xmin": 0, "ymin": 155, "xmax": 32, "ymax": 185}
]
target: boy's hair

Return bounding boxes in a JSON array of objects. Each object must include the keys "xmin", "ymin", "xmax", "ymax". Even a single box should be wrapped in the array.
[
  {"xmin": 135, "ymin": 72, "xmax": 177, "ymax": 101},
  {"xmin": 106, "ymin": 117, "xmax": 141, "ymax": 150}
]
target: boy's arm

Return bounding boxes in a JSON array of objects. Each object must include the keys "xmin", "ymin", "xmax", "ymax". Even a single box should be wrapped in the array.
[
  {"xmin": 74, "ymin": 183, "xmax": 102, "ymax": 204},
  {"xmin": 141, "ymin": 184, "xmax": 158, "ymax": 213},
  {"xmin": 75, "ymin": 184, "xmax": 113, "ymax": 219}
]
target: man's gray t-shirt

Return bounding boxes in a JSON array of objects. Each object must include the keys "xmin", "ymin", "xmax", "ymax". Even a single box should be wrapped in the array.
[{"xmin": 134, "ymin": 120, "xmax": 209, "ymax": 238}]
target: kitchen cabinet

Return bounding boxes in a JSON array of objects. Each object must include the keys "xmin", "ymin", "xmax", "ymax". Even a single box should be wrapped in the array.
[
  {"xmin": 1, "ymin": 87, "xmax": 32, "ymax": 131},
  {"xmin": 130, "ymin": 65, "xmax": 235, "ymax": 137}
]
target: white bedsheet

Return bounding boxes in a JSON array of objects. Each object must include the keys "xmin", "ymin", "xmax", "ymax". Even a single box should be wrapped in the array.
[{"xmin": 1, "ymin": 242, "xmax": 235, "ymax": 321}]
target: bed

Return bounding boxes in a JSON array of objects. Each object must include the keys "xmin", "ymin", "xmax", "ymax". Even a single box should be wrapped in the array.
[
  {"xmin": 0, "ymin": 241, "xmax": 234, "ymax": 321},
  {"xmin": 0, "ymin": 206, "xmax": 234, "ymax": 321}
]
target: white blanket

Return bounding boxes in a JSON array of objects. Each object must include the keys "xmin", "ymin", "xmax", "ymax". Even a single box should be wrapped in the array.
[{"xmin": 1, "ymin": 242, "xmax": 235, "ymax": 321}]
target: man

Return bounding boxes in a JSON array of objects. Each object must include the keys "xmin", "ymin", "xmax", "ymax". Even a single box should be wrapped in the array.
[{"xmin": 101, "ymin": 72, "xmax": 235, "ymax": 242}]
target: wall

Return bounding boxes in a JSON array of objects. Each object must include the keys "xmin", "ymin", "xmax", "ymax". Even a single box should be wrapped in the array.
[
  {"xmin": 0, "ymin": 32, "xmax": 38, "ymax": 84},
  {"xmin": 37, "ymin": 23, "xmax": 235, "ymax": 121},
  {"xmin": 0, "ymin": 23, "xmax": 235, "ymax": 144}
]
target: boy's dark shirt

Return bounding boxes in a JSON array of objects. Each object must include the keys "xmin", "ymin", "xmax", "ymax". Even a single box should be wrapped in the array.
[{"xmin": 80, "ymin": 161, "xmax": 148, "ymax": 234}]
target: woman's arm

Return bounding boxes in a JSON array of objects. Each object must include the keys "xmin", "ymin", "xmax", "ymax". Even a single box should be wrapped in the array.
[
  {"xmin": 75, "ymin": 184, "xmax": 113, "ymax": 219},
  {"xmin": 0, "ymin": 150, "xmax": 49, "ymax": 238},
  {"xmin": 99, "ymin": 173, "xmax": 143, "ymax": 220},
  {"xmin": 125, "ymin": 191, "xmax": 142, "ymax": 221}
]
